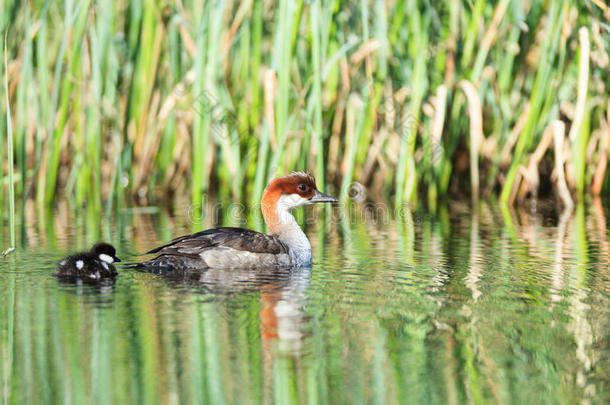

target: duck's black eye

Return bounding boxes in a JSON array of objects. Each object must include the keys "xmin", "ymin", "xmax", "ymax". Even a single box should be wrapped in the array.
[{"xmin": 297, "ymin": 184, "xmax": 308, "ymax": 192}]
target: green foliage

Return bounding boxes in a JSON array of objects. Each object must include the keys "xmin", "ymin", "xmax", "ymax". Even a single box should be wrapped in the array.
[{"xmin": 0, "ymin": 0, "xmax": 608, "ymax": 212}]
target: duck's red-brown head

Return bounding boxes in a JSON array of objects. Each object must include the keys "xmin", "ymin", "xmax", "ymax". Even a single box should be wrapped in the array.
[{"xmin": 261, "ymin": 172, "xmax": 337, "ymax": 234}]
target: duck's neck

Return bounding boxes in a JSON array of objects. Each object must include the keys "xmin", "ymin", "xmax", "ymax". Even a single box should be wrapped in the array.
[{"xmin": 262, "ymin": 192, "xmax": 312, "ymax": 266}]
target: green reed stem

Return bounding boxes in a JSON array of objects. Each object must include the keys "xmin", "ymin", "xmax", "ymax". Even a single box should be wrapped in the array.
[
  {"xmin": 310, "ymin": 0, "xmax": 325, "ymax": 190},
  {"xmin": 4, "ymin": 32, "xmax": 15, "ymax": 248},
  {"xmin": 250, "ymin": 0, "xmax": 263, "ymax": 131},
  {"xmin": 500, "ymin": 0, "xmax": 564, "ymax": 203},
  {"xmin": 44, "ymin": 0, "xmax": 89, "ymax": 204}
]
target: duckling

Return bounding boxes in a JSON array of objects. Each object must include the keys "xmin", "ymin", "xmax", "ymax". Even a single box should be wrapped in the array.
[{"xmin": 55, "ymin": 242, "xmax": 120, "ymax": 280}]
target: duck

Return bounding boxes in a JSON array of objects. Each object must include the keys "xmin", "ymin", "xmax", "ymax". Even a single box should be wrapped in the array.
[
  {"xmin": 55, "ymin": 242, "xmax": 121, "ymax": 280},
  {"xmin": 134, "ymin": 172, "xmax": 337, "ymax": 270}
]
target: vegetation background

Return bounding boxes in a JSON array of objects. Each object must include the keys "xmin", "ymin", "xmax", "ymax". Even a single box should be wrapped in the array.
[
  {"xmin": 1, "ymin": 3, "xmax": 609, "ymax": 402},
  {"xmin": 1, "ymin": 0, "xmax": 609, "ymax": 221}
]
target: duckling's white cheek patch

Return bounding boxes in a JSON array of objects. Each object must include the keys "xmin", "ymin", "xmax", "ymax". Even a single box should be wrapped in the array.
[
  {"xmin": 99, "ymin": 254, "xmax": 114, "ymax": 264},
  {"xmin": 76, "ymin": 260, "xmax": 84, "ymax": 270}
]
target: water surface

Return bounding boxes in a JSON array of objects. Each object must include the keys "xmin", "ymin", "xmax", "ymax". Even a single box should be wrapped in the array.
[{"xmin": 0, "ymin": 201, "xmax": 608, "ymax": 404}]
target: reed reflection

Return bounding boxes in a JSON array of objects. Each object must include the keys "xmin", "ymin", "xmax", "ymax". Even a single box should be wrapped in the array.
[{"xmin": 2, "ymin": 200, "xmax": 609, "ymax": 404}]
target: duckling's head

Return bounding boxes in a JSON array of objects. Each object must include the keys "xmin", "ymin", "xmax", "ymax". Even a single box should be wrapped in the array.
[{"xmin": 91, "ymin": 243, "xmax": 121, "ymax": 264}]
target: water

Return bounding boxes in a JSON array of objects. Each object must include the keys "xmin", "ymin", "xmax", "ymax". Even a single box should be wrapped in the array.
[{"xmin": 0, "ymin": 201, "xmax": 608, "ymax": 404}]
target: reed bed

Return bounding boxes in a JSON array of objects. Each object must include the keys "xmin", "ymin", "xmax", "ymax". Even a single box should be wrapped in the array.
[{"xmin": 0, "ymin": 0, "xmax": 609, "ymax": 213}]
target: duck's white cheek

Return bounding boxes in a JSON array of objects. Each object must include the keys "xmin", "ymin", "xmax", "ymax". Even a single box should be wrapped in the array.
[
  {"xmin": 99, "ymin": 254, "xmax": 114, "ymax": 264},
  {"xmin": 76, "ymin": 260, "xmax": 84, "ymax": 270},
  {"xmin": 278, "ymin": 194, "xmax": 310, "ymax": 209}
]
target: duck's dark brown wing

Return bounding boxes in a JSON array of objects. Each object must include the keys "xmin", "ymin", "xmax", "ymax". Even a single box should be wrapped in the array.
[{"xmin": 146, "ymin": 227, "xmax": 288, "ymax": 257}]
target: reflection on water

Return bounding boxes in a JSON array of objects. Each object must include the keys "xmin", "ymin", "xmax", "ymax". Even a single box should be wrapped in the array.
[{"xmin": 0, "ymin": 200, "xmax": 609, "ymax": 404}]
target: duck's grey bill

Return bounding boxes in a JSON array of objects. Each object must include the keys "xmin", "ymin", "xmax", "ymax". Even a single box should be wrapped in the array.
[{"xmin": 310, "ymin": 190, "xmax": 338, "ymax": 203}]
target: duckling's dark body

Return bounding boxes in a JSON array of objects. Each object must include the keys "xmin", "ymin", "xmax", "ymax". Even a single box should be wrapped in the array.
[
  {"xmin": 55, "ymin": 243, "xmax": 120, "ymax": 280},
  {"xmin": 55, "ymin": 253, "xmax": 117, "ymax": 279}
]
